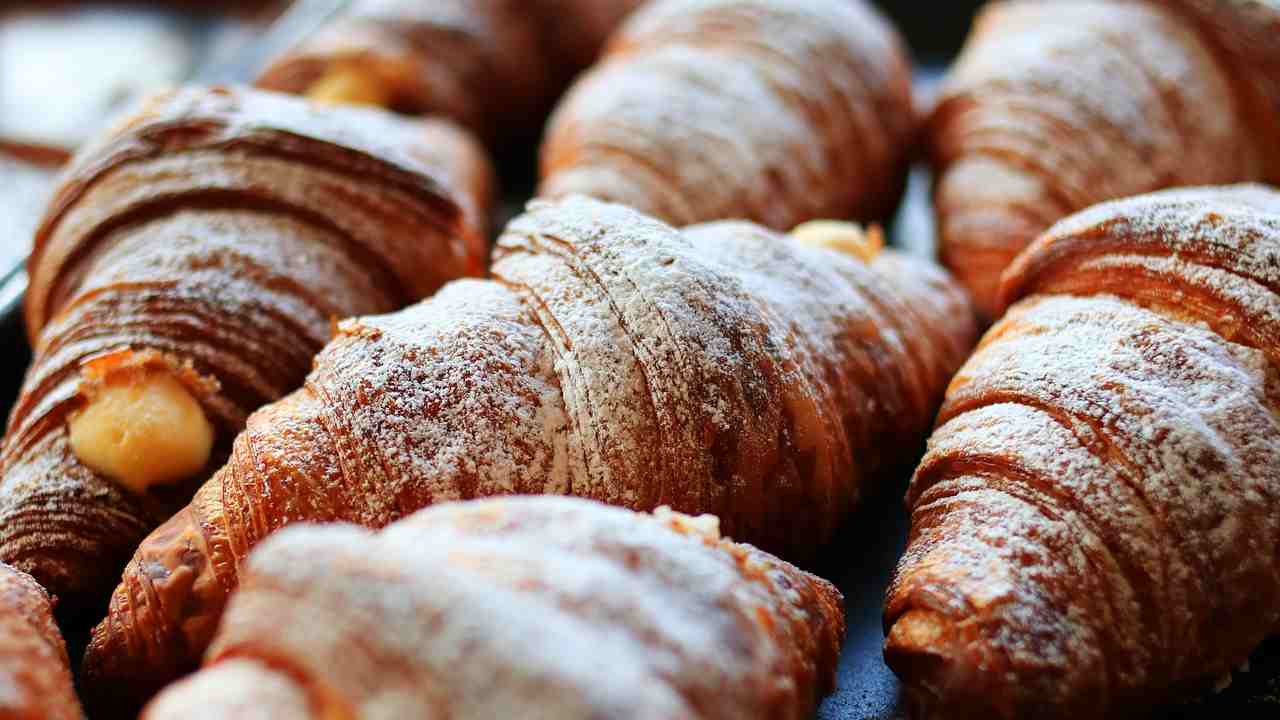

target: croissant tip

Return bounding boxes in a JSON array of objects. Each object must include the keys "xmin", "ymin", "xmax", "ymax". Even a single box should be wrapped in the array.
[
  {"xmin": 884, "ymin": 609, "xmax": 1007, "ymax": 720},
  {"xmin": 82, "ymin": 619, "xmax": 199, "ymax": 719},
  {"xmin": 81, "ymin": 608, "xmax": 130, "ymax": 676},
  {"xmin": 80, "ymin": 510, "xmax": 214, "ymax": 715}
]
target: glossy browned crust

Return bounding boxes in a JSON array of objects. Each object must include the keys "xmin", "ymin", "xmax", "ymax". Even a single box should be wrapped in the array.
[
  {"xmin": 885, "ymin": 185, "xmax": 1280, "ymax": 719},
  {"xmin": 0, "ymin": 562, "xmax": 83, "ymax": 720},
  {"xmin": 255, "ymin": 0, "xmax": 644, "ymax": 143},
  {"xmin": 539, "ymin": 0, "xmax": 915, "ymax": 230},
  {"xmin": 0, "ymin": 86, "xmax": 493, "ymax": 611},
  {"xmin": 85, "ymin": 194, "xmax": 976, "ymax": 710},
  {"xmin": 928, "ymin": 0, "xmax": 1280, "ymax": 318},
  {"xmin": 142, "ymin": 497, "xmax": 844, "ymax": 720}
]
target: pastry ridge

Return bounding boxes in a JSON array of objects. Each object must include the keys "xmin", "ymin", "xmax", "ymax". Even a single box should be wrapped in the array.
[
  {"xmin": 885, "ymin": 184, "xmax": 1280, "ymax": 719},
  {"xmin": 256, "ymin": 0, "xmax": 645, "ymax": 143},
  {"xmin": 142, "ymin": 497, "xmax": 846, "ymax": 720},
  {"xmin": 0, "ymin": 562, "xmax": 83, "ymax": 720},
  {"xmin": 85, "ymin": 195, "xmax": 976, "ymax": 711},
  {"xmin": 0, "ymin": 86, "xmax": 494, "ymax": 610},
  {"xmin": 539, "ymin": 0, "xmax": 916, "ymax": 229},
  {"xmin": 929, "ymin": 0, "xmax": 1280, "ymax": 317}
]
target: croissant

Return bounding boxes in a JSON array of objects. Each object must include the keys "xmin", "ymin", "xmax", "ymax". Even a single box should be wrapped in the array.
[
  {"xmin": 538, "ymin": 0, "xmax": 915, "ymax": 230},
  {"xmin": 0, "ymin": 85, "xmax": 493, "ymax": 611},
  {"xmin": 929, "ymin": 0, "xmax": 1280, "ymax": 317},
  {"xmin": 255, "ymin": 0, "xmax": 644, "ymax": 142},
  {"xmin": 884, "ymin": 184, "xmax": 1280, "ymax": 718},
  {"xmin": 0, "ymin": 562, "xmax": 82, "ymax": 720},
  {"xmin": 141, "ymin": 496, "xmax": 845, "ymax": 720},
  {"xmin": 83, "ymin": 195, "xmax": 976, "ymax": 710}
]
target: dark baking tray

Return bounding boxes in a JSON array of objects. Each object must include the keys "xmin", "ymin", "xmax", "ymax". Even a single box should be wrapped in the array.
[{"xmin": 1, "ymin": 2, "xmax": 1278, "ymax": 717}]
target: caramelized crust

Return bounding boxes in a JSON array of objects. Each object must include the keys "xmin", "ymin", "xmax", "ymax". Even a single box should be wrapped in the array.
[
  {"xmin": 86, "ymin": 195, "xmax": 976, "ymax": 710},
  {"xmin": 0, "ymin": 86, "xmax": 493, "ymax": 610},
  {"xmin": 143, "ymin": 497, "xmax": 845, "ymax": 720},
  {"xmin": 885, "ymin": 185, "xmax": 1280, "ymax": 718},
  {"xmin": 929, "ymin": 0, "xmax": 1280, "ymax": 317},
  {"xmin": 0, "ymin": 563, "xmax": 83, "ymax": 720},
  {"xmin": 256, "ymin": 0, "xmax": 644, "ymax": 142},
  {"xmin": 539, "ymin": 0, "xmax": 915, "ymax": 229}
]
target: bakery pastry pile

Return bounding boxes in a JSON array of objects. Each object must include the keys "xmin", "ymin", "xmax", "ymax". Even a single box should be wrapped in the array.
[
  {"xmin": 81, "ymin": 193, "xmax": 972, "ymax": 708},
  {"xmin": 0, "ymin": 1, "xmax": 1275, "ymax": 719},
  {"xmin": 1, "ymin": 87, "xmax": 493, "ymax": 612}
]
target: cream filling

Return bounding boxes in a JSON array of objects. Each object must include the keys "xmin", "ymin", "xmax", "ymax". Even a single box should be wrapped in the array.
[
  {"xmin": 69, "ymin": 363, "xmax": 214, "ymax": 494},
  {"xmin": 791, "ymin": 220, "xmax": 885, "ymax": 262}
]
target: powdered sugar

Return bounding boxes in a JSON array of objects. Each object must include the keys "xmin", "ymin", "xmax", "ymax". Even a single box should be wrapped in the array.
[
  {"xmin": 2, "ymin": 85, "xmax": 491, "ymax": 618},
  {"xmin": 95, "ymin": 194, "xmax": 974, "ymax": 695},
  {"xmin": 930, "ymin": 0, "xmax": 1276, "ymax": 314},
  {"xmin": 170, "ymin": 497, "xmax": 843, "ymax": 720},
  {"xmin": 888, "ymin": 185, "xmax": 1280, "ymax": 714},
  {"xmin": 541, "ymin": 0, "xmax": 914, "ymax": 228}
]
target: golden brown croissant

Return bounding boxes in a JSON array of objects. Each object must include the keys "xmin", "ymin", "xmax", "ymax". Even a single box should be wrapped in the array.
[
  {"xmin": 142, "ymin": 496, "xmax": 846, "ymax": 720},
  {"xmin": 255, "ymin": 0, "xmax": 645, "ymax": 141},
  {"xmin": 0, "ymin": 562, "xmax": 82, "ymax": 720},
  {"xmin": 0, "ymin": 85, "xmax": 493, "ymax": 611},
  {"xmin": 929, "ymin": 0, "xmax": 1280, "ymax": 318},
  {"xmin": 84, "ymin": 195, "xmax": 976, "ymax": 710},
  {"xmin": 539, "ymin": 0, "xmax": 916, "ymax": 229},
  {"xmin": 884, "ymin": 184, "xmax": 1280, "ymax": 718}
]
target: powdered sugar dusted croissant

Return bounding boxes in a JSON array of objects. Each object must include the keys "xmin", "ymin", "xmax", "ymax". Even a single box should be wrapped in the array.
[
  {"xmin": 0, "ymin": 86, "xmax": 493, "ymax": 611},
  {"xmin": 929, "ymin": 0, "xmax": 1280, "ymax": 317},
  {"xmin": 85, "ymin": 196, "xmax": 976, "ymax": 710},
  {"xmin": 0, "ymin": 562, "xmax": 82, "ymax": 720},
  {"xmin": 143, "ymin": 496, "xmax": 845, "ymax": 720},
  {"xmin": 539, "ymin": 0, "xmax": 915, "ymax": 229},
  {"xmin": 256, "ymin": 0, "xmax": 644, "ymax": 141},
  {"xmin": 885, "ymin": 184, "xmax": 1280, "ymax": 718}
]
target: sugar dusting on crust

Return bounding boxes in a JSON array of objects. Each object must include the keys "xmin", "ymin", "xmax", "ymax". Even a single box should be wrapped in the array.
[
  {"xmin": 887, "ymin": 185, "xmax": 1280, "ymax": 716},
  {"xmin": 540, "ymin": 0, "xmax": 914, "ymax": 228},
  {"xmin": 1028, "ymin": 184, "xmax": 1280, "ymax": 285},
  {"xmin": 929, "ymin": 0, "xmax": 1278, "ymax": 314},
  {"xmin": 152, "ymin": 497, "xmax": 845, "ymax": 720},
  {"xmin": 0, "ymin": 563, "xmax": 81, "ymax": 719},
  {"xmin": 1002, "ymin": 184, "xmax": 1280, "ymax": 355},
  {"xmin": 89, "ymin": 194, "xmax": 976, "ymax": 700},
  {"xmin": 256, "ymin": 0, "xmax": 644, "ymax": 142},
  {"xmin": 263, "ymin": 194, "xmax": 973, "ymax": 554},
  {"xmin": 0, "ymin": 84, "xmax": 491, "ymax": 621}
]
